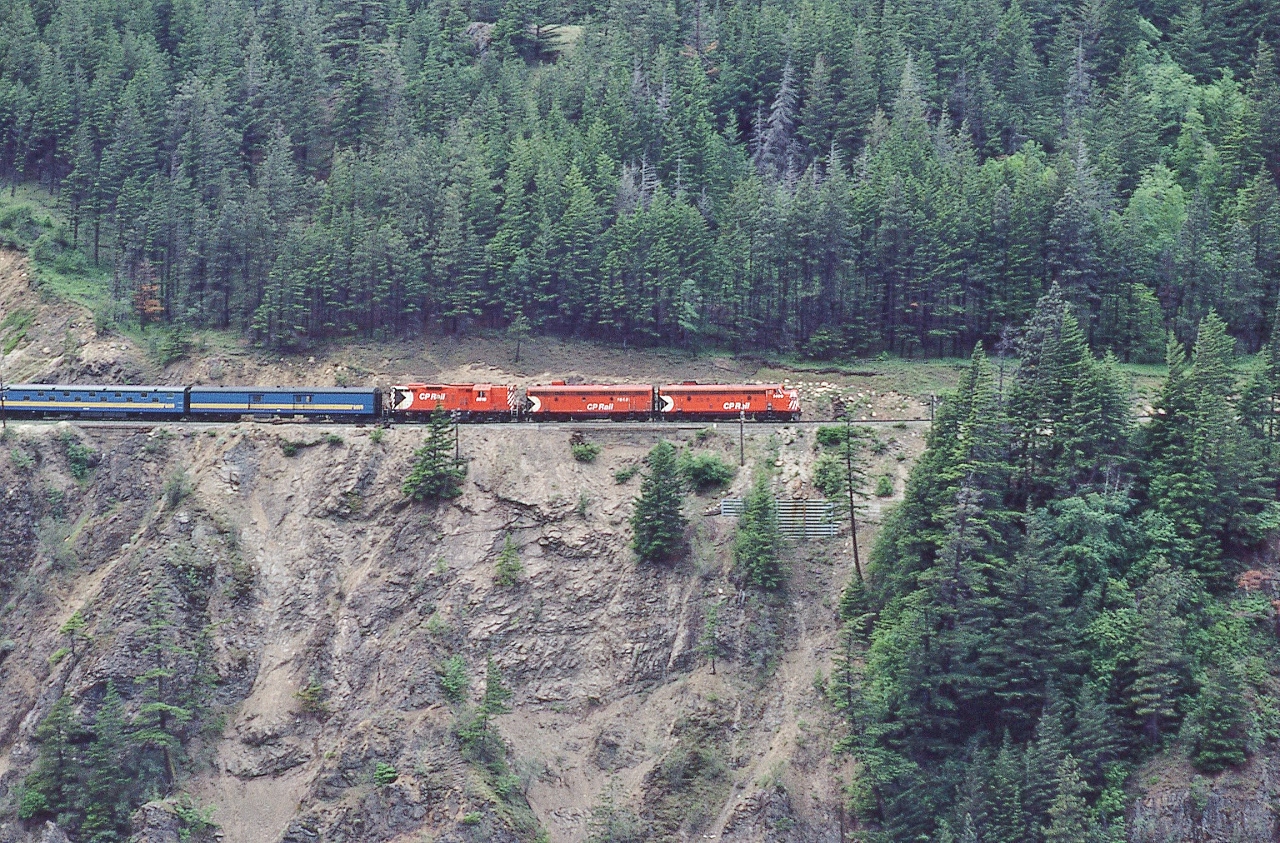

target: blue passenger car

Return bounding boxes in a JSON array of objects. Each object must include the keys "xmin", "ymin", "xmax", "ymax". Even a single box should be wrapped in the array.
[
  {"xmin": 1, "ymin": 384, "xmax": 186, "ymax": 419},
  {"xmin": 186, "ymin": 386, "xmax": 381, "ymax": 420}
]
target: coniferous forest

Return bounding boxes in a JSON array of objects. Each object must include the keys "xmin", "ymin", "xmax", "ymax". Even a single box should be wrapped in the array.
[
  {"xmin": 1, "ymin": 0, "xmax": 1278, "ymax": 354},
  {"xmin": 836, "ymin": 289, "xmax": 1280, "ymax": 841}
]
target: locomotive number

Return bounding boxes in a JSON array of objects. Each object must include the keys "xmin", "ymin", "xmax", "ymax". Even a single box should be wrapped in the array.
[{"xmin": 586, "ymin": 403, "xmax": 615, "ymax": 411}]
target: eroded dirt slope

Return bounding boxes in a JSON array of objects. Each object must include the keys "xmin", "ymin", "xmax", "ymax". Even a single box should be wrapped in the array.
[{"xmin": 0, "ymin": 416, "xmax": 923, "ymax": 843}]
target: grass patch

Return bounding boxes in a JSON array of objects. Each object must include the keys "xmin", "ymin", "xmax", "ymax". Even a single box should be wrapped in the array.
[
  {"xmin": 0, "ymin": 186, "xmax": 117, "ymax": 318},
  {"xmin": 570, "ymin": 441, "xmax": 601, "ymax": 463},
  {"xmin": 1, "ymin": 308, "xmax": 34, "ymax": 354}
]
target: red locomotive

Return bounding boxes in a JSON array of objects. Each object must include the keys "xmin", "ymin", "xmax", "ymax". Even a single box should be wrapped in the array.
[
  {"xmin": 657, "ymin": 382, "xmax": 800, "ymax": 421},
  {"xmin": 389, "ymin": 383, "xmax": 517, "ymax": 420},
  {"xmin": 525, "ymin": 382, "xmax": 655, "ymax": 420}
]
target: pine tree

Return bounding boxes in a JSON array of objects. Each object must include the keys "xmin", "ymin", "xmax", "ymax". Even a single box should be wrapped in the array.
[
  {"xmin": 458, "ymin": 656, "xmax": 513, "ymax": 767},
  {"xmin": 479, "ymin": 656, "xmax": 513, "ymax": 723},
  {"xmin": 799, "ymin": 55, "xmax": 836, "ymax": 163},
  {"xmin": 981, "ymin": 543, "xmax": 1076, "ymax": 732},
  {"xmin": 630, "ymin": 441, "xmax": 686, "ymax": 562},
  {"xmin": 735, "ymin": 472, "xmax": 785, "ymax": 590},
  {"xmin": 698, "ymin": 600, "xmax": 723, "ymax": 674},
  {"xmin": 59, "ymin": 609, "xmax": 89, "ymax": 659},
  {"xmin": 402, "ymin": 406, "xmax": 466, "ymax": 501},
  {"xmin": 1188, "ymin": 666, "xmax": 1249, "ymax": 773},
  {"xmin": 1042, "ymin": 755, "xmax": 1091, "ymax": 843},
  {"xmin": 1126, "ymin": 561, "xmax": 1189, "ymax": 745},
  {"xmin": 132, "ymin": 585, "xmax": 196, "ymax": 789},
  {"xmin": 987, "ymin": 732, "xmax": 1029, "ymax": 843},
  {"xmin": 1071, "ymin": 681, "xmax": 1122, "ymax": 785},
  {"xmin": 20, "ymin": 694, "xmax": 86, "ymax": 824},
  {"xmin": 1023, "ymin": 695, "xmax": 1069, "ymax": 826},
  {"xmin": 81, "ymin": 682, "xmax": 135, "ymax": 841},
  {"xmin": 494, "ymin": 534, "xmax": 523, "ymax": 586},
  {"xmin": 755, "ymin": 61, "xmax": 797, "ymax": 179}
]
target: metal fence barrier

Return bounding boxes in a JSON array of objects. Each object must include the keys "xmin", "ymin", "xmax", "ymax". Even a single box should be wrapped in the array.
[{"xmin": 719, "ymin": 497, "xmax": 839, "ymax": 538}]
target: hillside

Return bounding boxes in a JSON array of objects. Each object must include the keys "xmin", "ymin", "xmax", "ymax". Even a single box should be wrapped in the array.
[{"xmin": 0, "ymin": 251, "xmax": 928, "ymax": 842}]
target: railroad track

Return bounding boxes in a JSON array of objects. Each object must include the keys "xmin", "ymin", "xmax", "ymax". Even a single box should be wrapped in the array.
[{"xmin": 2, "ymin": 417, "xmax": 934, "ymax": 433}]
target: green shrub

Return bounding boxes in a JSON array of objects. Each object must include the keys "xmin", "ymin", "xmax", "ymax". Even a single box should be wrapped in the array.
[
  {"xmin": 10, "ymin": 448, "xmax": 34, "ymax": 471},
  {"xmin": 295, "ymin": 677, "xmax": 328, "ymax": 714},
  {"xmin": 324, "ymin": 433, "xmax": 343, "ymax": 445},
  {"xmin": 173, "ymin": 795, "xmax": 218, "ymax": 840},
  {"xmin": 0, "ymin": 203, "xmax": 36, "ymax": 235},
  {"xmin": 677, "ymin": 451, "xmax": 735, "ymax": 491},
  {"xmin": 439, "ymin": 655, "xmax": 469, "ymax": 702},
  {"xmin": 280, "ymin": 439, "xmax": 312, "ymax": 456},
  {"xmin": 143, "ymin": 428, "xmax": 173, "ymax": 454},
  {"xmin": 60, "ymin": 431, "xmax": 96, "ymax": 479},
  {"xmin": 571, "ymin": 441, "xmax": 602, "ymax": 462},
  {"xmin": 461, "ymin": 812, "xmax": 483, "ymax": 826},
  {"xmin": 815, "ymin": 426, "xmax": 850, "ymax": 448},
  {"xmin": 147, "ymin": 325, "xmax": 191, "ymax": 367},
  {"xmin": 373, "ymin": 762, "xmax": 399, "ymax": 785},
  {"xmin": 164, "ymin": 469, "xmax": 193, "ymax": 507},
  {"xmin": 874, "ymin": 475, "xmax": 894, "ymax": 497},
  {"xmin": 614, "ymin": 464, "xmax": 640, "ymax": 484},
  {"xmin": 811, "ymin": 455, "xmax": 845, "ymax": 499},
  {"xmin": 369, "ymin": 428, "xmax": 385, "ymax": 444},
  {"xmin": 17, "ymin": 788, "xmax": 48, "ymax": 820},
  {"xmin": 227, "ymin": 557, "xmax": 255, "ymax": 600}
]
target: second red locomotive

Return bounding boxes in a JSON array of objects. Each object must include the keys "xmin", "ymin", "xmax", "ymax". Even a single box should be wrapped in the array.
[{"xmin": 525, "ymin": 382, "xmax": 655, "ymax": 420}]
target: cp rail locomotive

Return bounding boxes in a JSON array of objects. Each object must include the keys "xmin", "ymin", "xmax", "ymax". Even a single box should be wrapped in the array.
[{"xmin": 1, "ymin": 381, "xmax": 801, "ymax": 423}]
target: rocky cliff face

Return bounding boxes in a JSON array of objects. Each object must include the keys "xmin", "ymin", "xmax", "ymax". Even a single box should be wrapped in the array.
[
  {"xmin": 1127, "ymin": 755, "xmax": 1280, "ymax": 843},
  {"xmin": 0, "ymin": 417, "xmax": 887, "ymax": 843}
]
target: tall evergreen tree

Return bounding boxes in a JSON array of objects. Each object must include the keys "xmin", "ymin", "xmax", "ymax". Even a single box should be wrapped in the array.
[
  {"xmin": 630, "ymin": 441, "xmax": 686, "ymax": 562},
  {"xmin": 402, "ymin": 406, "xmax": 466, "ymax": 501},
  {"xmin": 735, "ymin": 472, "xmax": 785, "ymax": 590}
]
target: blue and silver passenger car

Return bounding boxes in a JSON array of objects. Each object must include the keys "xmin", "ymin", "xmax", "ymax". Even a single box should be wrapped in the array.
[
  {"xmin": 186, "ymin": 386, "xmax": 381, "ymax": 420},
  {"xmin": 1, "ymin": 384, "xmax": 186, "ymax": 419}
]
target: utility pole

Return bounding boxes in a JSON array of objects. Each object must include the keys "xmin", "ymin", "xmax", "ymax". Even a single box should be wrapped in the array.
[
  {"xmin": 453, "ymin": 412, "xmax": 460, "ymax": 462},
  {"xmin": 845, "ymin": 415, "xmax": 862, "ymax": 585},
  {"xmin": 738, "ymin": 409, "xmax": 745, "ymax": 466}
]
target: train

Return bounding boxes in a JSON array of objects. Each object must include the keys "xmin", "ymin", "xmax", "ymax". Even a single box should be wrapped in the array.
[{"xmin": 0, "ymin": 381, "xmax": 801, "ymax": 423}]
